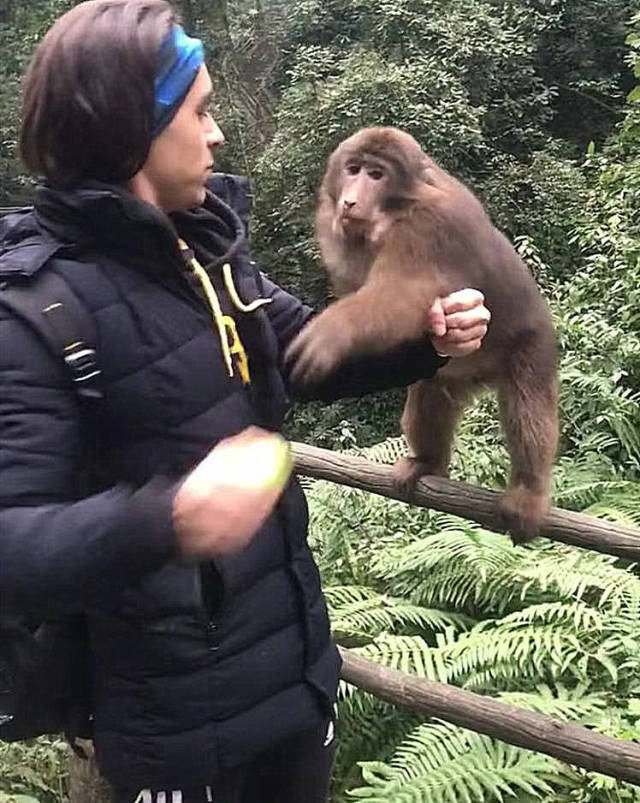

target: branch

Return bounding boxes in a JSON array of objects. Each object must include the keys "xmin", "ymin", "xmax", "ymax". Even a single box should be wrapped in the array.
[
  {"xmin": 340, "ymin": 647, "xmax": 640, "ymax": 786},
  {"xmin": 291, "ymin": 442, "xmax": 640, "ymax": 560}
]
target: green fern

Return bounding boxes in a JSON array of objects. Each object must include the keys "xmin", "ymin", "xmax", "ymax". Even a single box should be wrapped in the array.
[
  {"xmin": 497, "ymin": 684, "xmax": 608, "ymax": 723},
  {"xmin": 351, "ymin": 437, "xmax": 409, "ymax": 465},
  {"xmin": 306, "ymin": 439, "xmax": 640, "ymax": 802},
  {"xmin": 377, "ymin": 530, "xmax": 640, "ymax": 619},
  {"xmin": 346, "ymin": 722, "xmax": 576, "ymax": 802},
  {"xmin": 325, "ymin": 585, "xmax": 473, "ymax": 645}
]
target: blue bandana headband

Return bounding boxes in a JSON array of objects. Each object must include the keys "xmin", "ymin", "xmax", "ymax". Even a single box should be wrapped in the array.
[{"xmin": 153, "ymin": 24, "xmax": 205, "ymax": 137}]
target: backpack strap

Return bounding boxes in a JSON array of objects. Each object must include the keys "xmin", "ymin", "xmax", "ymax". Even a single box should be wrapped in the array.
[{"xmin": 0, "ymin": 269, "xmax": 102, "ymax": 399}]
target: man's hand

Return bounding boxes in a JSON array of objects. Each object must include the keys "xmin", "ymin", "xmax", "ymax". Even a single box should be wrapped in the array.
[
  {"xmin": 428, "ymin": 288, "xmax": 490, "ymax": 358},
  {"xmin": 172, "ymin": 427, "xmax": 293, "ymax": 560}
]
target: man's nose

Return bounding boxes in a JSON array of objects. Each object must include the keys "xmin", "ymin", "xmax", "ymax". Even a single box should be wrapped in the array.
[{"xmin": 207, "ymin": 121, "xmax": 225, "ymax": 149}]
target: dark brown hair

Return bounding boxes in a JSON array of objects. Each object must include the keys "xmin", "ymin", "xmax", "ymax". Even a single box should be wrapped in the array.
[{"xmin": 20, "ymin": 0, "xmax": 178, "ymax": 186}]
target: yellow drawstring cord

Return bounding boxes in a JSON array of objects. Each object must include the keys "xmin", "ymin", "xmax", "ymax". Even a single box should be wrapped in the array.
[
  {"xmin": 222, "ymin": 262, "xmax": 272, "ymax": 313},
  {"xmin": 178, "ymin": 240, "xmax": 271, "ymax": 383},
  {"xmin": 179, "ymin": 239, "xmax": 234, "ymax": 378}
]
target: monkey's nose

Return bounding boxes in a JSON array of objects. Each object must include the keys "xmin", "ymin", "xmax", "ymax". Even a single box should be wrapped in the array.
[{"xmin": 343, "ymin": 200, "xmax": 356, "ymax": 209}]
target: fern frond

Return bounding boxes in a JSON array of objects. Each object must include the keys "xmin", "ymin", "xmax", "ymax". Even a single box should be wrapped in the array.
[
  {"xmin": 379, "ymin": 527, "xmax": 514, "ymax": 577},
  {"xmin": 444, "ymin": 604, "xmax": 627, "ymax": 689},
  {"xmin": 496, "ymin": 601, "xmax": 605, "ymax": 631},
  {"xmin": 347, "ymin": 722, "xmax": 576, "ymax": 803},
  {"xmin": 514, "ymin": 546, "xmax": 640, "ymax": 617},
  {"xmin": 356, "ymin": 634, "xmax": 451, "ymax": 684},
  {"xmin": 326, "ymin": 585, "xmax": 473, "ymax": 644},
  {"xmin": 352, "ymin": 601, "xmax": 635, "ymax": 695},
  {"xmin": 497, "ymin": 684, "xmax": 608, "ymax": 722},
  {"xmin": 376, "ymin": 527, "xmax": 522, "ymax": 615},
  {"xmin": 554, "ymin": 478, "xmax": 636, "ymax": 509},
  {"xmin": 351, "ymin": 437, "xmax": 408, "ymax": 465}
]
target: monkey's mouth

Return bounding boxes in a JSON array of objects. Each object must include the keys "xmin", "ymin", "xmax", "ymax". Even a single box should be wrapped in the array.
[{"xmin": 340, "ymin": 215, "xmax": 368, "ymax": 234}]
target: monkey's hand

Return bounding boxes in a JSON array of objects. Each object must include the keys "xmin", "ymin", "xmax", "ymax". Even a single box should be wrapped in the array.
[{"xmin": 284, "ymin": 309, "xmax": 355, "ymax": 386}]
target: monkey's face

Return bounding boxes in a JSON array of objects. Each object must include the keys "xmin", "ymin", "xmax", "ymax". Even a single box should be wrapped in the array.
[{"xmin": 333, "ymin": 157, "xmax": 393, "ymax": 246}]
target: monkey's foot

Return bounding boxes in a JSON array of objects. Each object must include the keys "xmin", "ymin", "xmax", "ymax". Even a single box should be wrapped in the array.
[
  {"xmin": 392, "ymin": 456, "xmax": 449, "ymax": 499},
  {"xmin": 497, "ymin": 487, "xmax": 549, "ymax": 545}
]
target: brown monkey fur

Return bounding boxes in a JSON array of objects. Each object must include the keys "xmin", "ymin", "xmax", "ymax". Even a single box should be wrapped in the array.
[{"xmin": 286, "ymin": 127, "xmax": 558, "ymax": 542}]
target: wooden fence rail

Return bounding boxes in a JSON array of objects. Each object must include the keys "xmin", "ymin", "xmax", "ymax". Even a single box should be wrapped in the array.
[
  {"xmin": 292, "ymin": 442, "xmax": 640, "ymax": 786},
  {"xmin": 340, "ymin": 647, "xmax": 640, "ymax": 786},
  {"xmin": 292, "ymin": 441, "xmax": 640, "ymax": 561}
]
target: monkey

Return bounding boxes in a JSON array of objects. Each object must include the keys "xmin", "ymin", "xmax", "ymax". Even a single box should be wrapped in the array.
[{"xmin": 285, "ymin": 126, "xmax": 558, "ymax": 542}]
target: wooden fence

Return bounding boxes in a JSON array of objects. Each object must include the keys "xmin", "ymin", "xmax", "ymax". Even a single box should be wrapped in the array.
[{"xmin": 292, "ymin": 441, "xmax": 640, "ymax": 787}]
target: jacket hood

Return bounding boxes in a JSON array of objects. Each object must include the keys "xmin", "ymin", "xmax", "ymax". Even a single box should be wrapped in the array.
[
  {"xmin": 0, "ymin": 208, "xmax": 64, "ymax": 279},
  {"xmin": 0, "ymin": 175, "xmax": 250, "ymax": 280}
]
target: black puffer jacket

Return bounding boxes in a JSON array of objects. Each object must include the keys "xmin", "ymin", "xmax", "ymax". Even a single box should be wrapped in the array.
[{"xmin": 0, "ymin": 175, "xmax": 443, "ymax": 789}]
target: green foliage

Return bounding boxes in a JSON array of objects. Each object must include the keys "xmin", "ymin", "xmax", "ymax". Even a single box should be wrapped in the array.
[
  {"xmin": 326, "ymin": 585, "xmax": 472, "ymax": 647},
  {"xmin": 283, "ymin": 389, "xmax": 408, "ymax": 451},
  {"xmin": 0, "ymin": 739, "xmax": 69, "ymax": 803},
  {"xmin": 347, "ymin": 724, "xmax": 575, "ymax": 802},
  {"xmin": 309, "ymin": 468, "xmax": 640, "ymax": 801},
  {"xmin": 0, "ymin": 0, "xmax": 76, "ymax": 204},
  {"xmin": 511, "ymin": 0, "xmax": 637, "ymax": 149},
  {"xmin": 482, "ymin": 148, "xmax": 588, "ymax": 281},
  {"xmin": 0, "ymin": 794, "xmax": 41, "ymax": 803}
]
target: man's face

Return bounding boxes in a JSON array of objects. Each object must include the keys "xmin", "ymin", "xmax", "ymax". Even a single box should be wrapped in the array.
[{"xmin": 131, "ymin": 65, "xmax": 224, "ymax": 212}]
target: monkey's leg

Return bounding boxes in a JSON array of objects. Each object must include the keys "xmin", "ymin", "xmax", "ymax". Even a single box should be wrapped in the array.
[
  {"xmin": 497, "ymin": 370, "xmax": 558, "ymax": 543},
  {"xmin": 394, "ymin": 378, "xmax": 468, "ymax": 495}
]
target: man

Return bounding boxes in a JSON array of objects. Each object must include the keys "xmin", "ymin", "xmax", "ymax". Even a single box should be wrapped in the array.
[{"xmin": 0, "ymin": 1, "xmax": 490, "ymax": 800}]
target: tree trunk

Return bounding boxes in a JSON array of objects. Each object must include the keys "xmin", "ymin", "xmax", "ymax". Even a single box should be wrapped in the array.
[{"xmin": 67, "ymin": 741, "xmax": 113, "ymax": 803}]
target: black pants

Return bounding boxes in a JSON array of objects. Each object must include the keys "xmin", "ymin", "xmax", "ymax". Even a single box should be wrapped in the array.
[{"xmin": 115, "ymin": 720, "xmax": 335, "ymax": 803}]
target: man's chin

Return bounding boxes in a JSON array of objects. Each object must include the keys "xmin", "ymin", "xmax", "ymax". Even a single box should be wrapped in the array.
[{"xmin": 171, "ymin": 187, "xmax": 207, "ymax": 212}]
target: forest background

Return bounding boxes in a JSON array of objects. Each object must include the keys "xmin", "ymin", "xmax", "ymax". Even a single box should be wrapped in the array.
[{"xmin": 2, "ymin": 0, "xmax": 640, "ymax": 801}]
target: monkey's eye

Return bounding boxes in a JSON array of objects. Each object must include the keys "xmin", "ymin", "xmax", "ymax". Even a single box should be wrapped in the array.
[
  {"xmin": 368, "ymin": 168, "xmax": 384, "ymax": 181},
  {"xmin": 346, "ymin": 163, "xmax": 360, "ymax": 175}
]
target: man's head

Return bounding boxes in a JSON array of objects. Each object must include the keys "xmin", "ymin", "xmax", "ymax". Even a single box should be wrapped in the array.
[
  {"xmin": 21, "ymin": 0, "xmax": 224, "ymax": 210},
  {"xmin": 129, "ymin": 61, "xmax": 224, "ymax": 212}
]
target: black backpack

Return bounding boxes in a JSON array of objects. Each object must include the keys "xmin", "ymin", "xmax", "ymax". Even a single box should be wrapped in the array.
[{"xmin": 0, "ymin": 267, "xmax": 101, "ymax": 748}]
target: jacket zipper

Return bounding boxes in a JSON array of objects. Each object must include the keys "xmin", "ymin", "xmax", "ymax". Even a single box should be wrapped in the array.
[{"xmin": 198, "ymin": 563, "xmax": 224, "ymax": 652}]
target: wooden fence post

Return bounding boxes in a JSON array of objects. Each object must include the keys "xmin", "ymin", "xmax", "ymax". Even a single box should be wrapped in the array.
[{"xmin": 67, "ymin": 741, "xmax": 112, "ymax": 803}]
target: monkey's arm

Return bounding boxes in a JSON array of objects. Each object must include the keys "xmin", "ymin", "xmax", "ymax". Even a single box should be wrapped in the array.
[
  {"xmin": 290, "ymin": 334, "xmax": 448, "ymax": 402},
  {"xmin": 257, "ymin": 272, "xmax": 447, "ymax": 400},
  {"xmin": 284, "ymin": 276, "xmax": 438, "ymax": 387}
]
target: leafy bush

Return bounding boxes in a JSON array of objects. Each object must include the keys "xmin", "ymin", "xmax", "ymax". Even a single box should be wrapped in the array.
[{"xmin": 0, "ymin": 738, "xmax": 69, "ymax": 803}]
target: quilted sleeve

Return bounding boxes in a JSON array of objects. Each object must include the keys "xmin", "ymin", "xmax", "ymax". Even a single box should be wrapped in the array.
[{"xmin": 0, "ymin": 309, "xmax": 177, "ymax": 617}]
